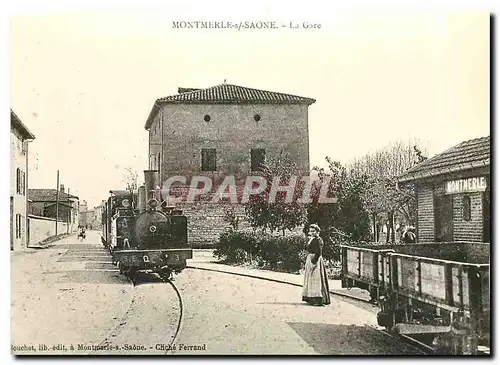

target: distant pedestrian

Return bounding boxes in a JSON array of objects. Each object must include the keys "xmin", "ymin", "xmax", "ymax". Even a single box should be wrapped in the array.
[{"xmin": 302, "ymin": 224, "xmax": 331, "ymax": 306}]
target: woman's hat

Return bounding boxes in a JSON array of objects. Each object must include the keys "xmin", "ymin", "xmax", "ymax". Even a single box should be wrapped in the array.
[{"xmin": 309, "ymin": 224, "xmax": 321, "ymax": 232}]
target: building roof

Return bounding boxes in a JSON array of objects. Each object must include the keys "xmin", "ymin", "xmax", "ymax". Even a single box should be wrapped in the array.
[
  {"xmin": 178, "ymin": 87, "xmax": 200, "ymax": 94},
  {"xmin": 109, "ymin": 190, "xmax": 132, "ymax": 196},
  {"xmin": 11, "ymin": 110, "xmax": 35, "ymax": 140},
  {"xmin": 397, "ymin": 136, "xmax": 490, "ymax": 183},
  {"xmin": 28, "ymin": 189, "xmax": 79, "ymax": 202},
  {"xmin": 44, "ymin": 201, "xmax": 74, "ymax": 208},
  {"xmin": 145, "ymin": 83, "xmax": 316, "ymax": 129}
]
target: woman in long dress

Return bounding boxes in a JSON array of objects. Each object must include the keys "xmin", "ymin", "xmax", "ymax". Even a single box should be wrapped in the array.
[{"xmin": 302, "ymin": 224, "xmax": 331, "ymax": 306}]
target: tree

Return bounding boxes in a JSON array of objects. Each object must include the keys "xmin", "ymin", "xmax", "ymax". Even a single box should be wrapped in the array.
[
  {"xmin": 223, "ymin": 205, "xmax": 240, "ymax": 231},
  {"xmin": 347, "ymin": 140, "xmax": 427, "ymax": 243},
  {"xmin": 244, "ymin": 151, "xmax": 308, "ymax": 236},
  {"xmin": 122, "ymin": 166, "xmax": 139, "ymax": 193},
  {"xmin": 307, "ymin": 157, "xmax": 371, "ymax": 242}
]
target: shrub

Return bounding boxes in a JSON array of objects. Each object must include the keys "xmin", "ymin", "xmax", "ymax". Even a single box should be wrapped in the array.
[
  {"xmin": 321, "ymin": 235, "xmax": 342, "ymax": 262},
  {"xmin": 275, "ymin": 234, "xmax": 305, "ymax": 273},
  {"xmin": 258, "ymin": 235, "xmax": 280, "ymax": 269},
  {"xmin": 214, "ymin": 229, "xmax": 310, "ymax": 273},
  {"xmin": 214, "ymin": 231, "xmax": 251, "ymax": 264}
]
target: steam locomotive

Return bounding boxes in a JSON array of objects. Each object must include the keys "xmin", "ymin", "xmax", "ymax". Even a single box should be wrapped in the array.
[{"xmin": 101, "ymin": 170, "xmax": 192, "ymax": 281}]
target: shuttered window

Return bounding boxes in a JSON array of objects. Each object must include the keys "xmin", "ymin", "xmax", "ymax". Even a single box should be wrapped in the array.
[
  {"xmin": 15, "ymin": 214, "xmax": 22, "ymax": 239},
  {"xmin": 16, "ymin": 169, "xmax": 26, "ymax": 195},
  {"xmin": 201, "ymin": 149, "xmax": 216, "ymax": 172},
  {"xmin": 463, "ymin": 195, "xmax": 471, "ymax": 221},
  {"xmin": 22, "ymin": 171, "xmax": 25, "ymax": 195},
  {"xmin": 16, "ymin": 168, "xmax": 20, "ymax": 194}
]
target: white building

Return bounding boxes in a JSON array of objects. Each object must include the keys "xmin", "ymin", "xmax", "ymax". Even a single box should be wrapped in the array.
[{"xmin": 11, "ymin": 110, "xmax": 35, "ymax": 251}]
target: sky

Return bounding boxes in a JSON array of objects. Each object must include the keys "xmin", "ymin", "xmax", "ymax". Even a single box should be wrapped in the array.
[{"xmin": 9, "ymin": 4, "xmax": 490, "ymax": 208}]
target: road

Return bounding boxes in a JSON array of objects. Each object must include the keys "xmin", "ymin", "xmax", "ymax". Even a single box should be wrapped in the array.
[
  {"xmin": 170, "ymin": 269, "xmax": 423, "ymax": 355},
  {"xmin": 11, "ymin": 232, "xmax": 424, "ymax": 355}
]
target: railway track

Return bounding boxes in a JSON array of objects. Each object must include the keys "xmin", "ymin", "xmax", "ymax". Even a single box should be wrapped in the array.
[
  {"xmin": 92, "ymin": 273, "xmax": 183, "ymax": 355},
  {"xmin": 163, "ymin": 279, "xmax": 184, "ymax": 354}
]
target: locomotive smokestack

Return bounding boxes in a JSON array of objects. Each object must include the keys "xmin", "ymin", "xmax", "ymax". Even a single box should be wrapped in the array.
[
  {"xmin": 137, "ymin": 185, "xmax": 146, "ymax": 213},
  {"xmin": 144, "ymin": 170, "xmax": 160, "ymax": 201}
]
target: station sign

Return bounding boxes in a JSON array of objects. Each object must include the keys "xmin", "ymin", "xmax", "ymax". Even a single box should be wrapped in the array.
[{"xmin": 445, "ymin": 176, "xmax": 487, "ymax": 194}]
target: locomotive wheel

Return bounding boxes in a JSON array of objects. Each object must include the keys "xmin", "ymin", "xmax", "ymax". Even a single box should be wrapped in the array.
[
  {"xmin": 126, "ymin": 268, "xmax": 138, "ymax": 284},
  {"xmin": 117, "ymin": 261, "xmax": 125, "ymax": 275},
  {"xmin": 159, "ymin": 268, "xmax": 173, "ymax": 281}
]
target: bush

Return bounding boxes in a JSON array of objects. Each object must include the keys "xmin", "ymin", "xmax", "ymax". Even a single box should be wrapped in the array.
[
  {"xmin": 321, "ymin": 235, "xmax": 343, "ymax": 262},
  {"xmin": 214, "ymin": 230, "xmax": 309, "ymax": 273},
  {"xmin": 214, "ymin": 231, "xmax": 253, "ymax": 264},
  {"xmin": 275, "ymin": 234, "xmax": 305, "ymax": 273}
]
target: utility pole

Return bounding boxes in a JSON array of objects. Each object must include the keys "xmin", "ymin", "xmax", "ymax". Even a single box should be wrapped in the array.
[
  {"xmin": 67, "ymin": 188, "xmax": 70, "ymax": 234},
  {"xmin": 55, "ymin": 170, "xmax": 59, "ymax": 236}
]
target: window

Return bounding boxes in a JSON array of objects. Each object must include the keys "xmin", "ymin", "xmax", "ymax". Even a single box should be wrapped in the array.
[
  {"xmin": 201, "ymin": 149, "xmax": 217, "ymax": 171},
  {"xmin": 17, "ymin": 169, "xmax": 25, "ymax": 195},
  {"xmin": 15, "ymin": 214, "xmax": 22, "ymax": 239},
  {"xmin": 251, "ymin": 149, "xmax": 266, "ymax": 172},
  {"xmin": 463, "ymin": 195, "xmax": 471, "ymax": 221},
  {"xmin": 204, "ymin": 115, "xmax": 211, "ymax": 122},
  {"xmin": 16, "ymin": 169, "xmax": 26, "ymax": 195},
  {"xmin": 157, "ymin": 153, "xmax": 161, "ymax": 170},
  {"xmin": 16, "ymin": 168, "xmax": 20, "ymax": 194},
  {"xmin": 22, "ymin": 171, "xmax": 26, "ymax": 196},
  {"xmin": 254, "ymin": 114, "xmax": 261, "ymax": 122}
]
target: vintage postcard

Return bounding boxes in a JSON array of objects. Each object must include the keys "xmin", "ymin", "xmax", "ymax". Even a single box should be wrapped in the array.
[{"xmin": 9, "ymin": 1, "xmax": 491, "ymax": 356}]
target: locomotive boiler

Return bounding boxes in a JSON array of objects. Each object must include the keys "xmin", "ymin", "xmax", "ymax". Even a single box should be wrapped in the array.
[{"xmin": 101, "ymin": 170, "xmax": 192, "ymax": 281}]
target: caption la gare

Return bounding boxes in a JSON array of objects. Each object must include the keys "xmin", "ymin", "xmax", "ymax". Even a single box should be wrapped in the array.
[{"xmin": 172, "ymin": 21, "xmax": 321, "ymax": 30}]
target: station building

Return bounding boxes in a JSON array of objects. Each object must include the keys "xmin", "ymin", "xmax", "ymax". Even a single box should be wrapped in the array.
[
  {"xmin": 397, "ymin": 136, "xmax": 490, "ymax": 243},
  {"xmin": 144, "ymin": 83, "xmax": 315, "ymax": 246}
]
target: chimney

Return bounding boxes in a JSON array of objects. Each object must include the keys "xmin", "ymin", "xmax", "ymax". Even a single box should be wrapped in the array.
[
  {"xmin": 60, "ymin": 184, "xmax": 65, "ymax": 193},
  {"xmin": 144, "ymin": 170, "xmax": 160, "ymax": 201},
  {"xmin": 178, "ymin": 87, "xmax": 200, "ymax": 94}
]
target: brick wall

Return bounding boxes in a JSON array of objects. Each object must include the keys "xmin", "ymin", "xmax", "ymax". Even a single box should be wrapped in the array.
[
  {"xmin": 176, "ymin": 201, "xmax": 251, "ymax": 247},
  {"xmin": 175, "ymin": 201, "xmax": 307, "ymax": 246},
  {"xmin": 452, "ymin": 192, "xmax": 483, "ymax": 242},
  {"xmin": 152, "ymin": 103, "xmax": 310, "ymax": 180},
  {"xmin": 416, "ymin": 183, "xmax": 435, "ymax": 243},
  {"xmin": 149, "ymin": 102, "xmax": 311, "ymax": 245},
  {"xmin": 416, "ymin": 181, "xmax": 486, "ymax": 243}
]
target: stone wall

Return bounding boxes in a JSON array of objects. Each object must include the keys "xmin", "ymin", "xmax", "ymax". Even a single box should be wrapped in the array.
[
  {"xmin": 28, "ymin": 215, "xmax": 69, "ymax": 246},
  {"xmin": 175, "ymin": 202, "xmax": 249, "ymax": 247}
]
